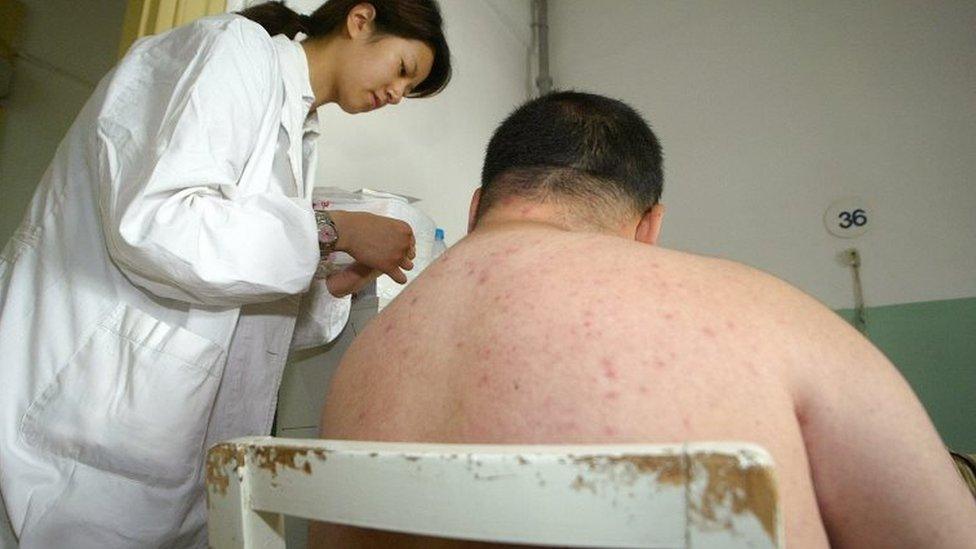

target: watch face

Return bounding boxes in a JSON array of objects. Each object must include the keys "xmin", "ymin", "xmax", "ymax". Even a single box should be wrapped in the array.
[
  {"xmin": 316, "ymin": 211, "xmax": 338, "ymax": 248},
  {"xmin": 319, "ymin": 223, "xmax": 338, "ymax": 244}
]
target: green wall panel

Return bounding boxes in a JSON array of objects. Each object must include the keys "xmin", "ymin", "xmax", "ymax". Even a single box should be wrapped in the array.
[{"xmin": 837, "ymin": 297, "xmax": 976, "ymax": 452}]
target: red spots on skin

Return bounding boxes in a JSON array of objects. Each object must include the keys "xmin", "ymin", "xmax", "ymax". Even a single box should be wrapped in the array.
[
  {"xmin": 601, "ymin": 358, "xmax": 618, "ymax": 380},
  {"xmin": 477, "ymin": 374, "xmax": 489, "ymax": 388},
  {"xmin": 604, "ymin": 391, "xmax": 620, "ymax": 400},
  {"xmin": 682, "ymin": 416, "xmax": 691, "ymax": 430},
  {"xmin": 455, "ymin": 341, "xmax": 463, "ymax": 349},
  {"xmin": 603, "ymin": 426, "xmax": 618, "ymax": 437},
  {"xmin": 583, "ymin": 319, "xmax": 593, "ymax": 328},
  {"xmin": 653, "ymin": 359, "xmax": 666, "ymax": 370},
  {"xmin": 638, "ymin": 384, "xmax": 649, "ymax": 395},
  {"xmin": 384, "ymin": 323, "xmax": 395, "ymax": 334},
  {"xmin": 478, "ymin": 347, "xmax": 492, "ymax": 359},
  {"xmin": 702, "ymin": 326, "xmax": 716, "ymax": 338},
  {"xmin": 519, "ymin": 206, "xmax": 534, "ymax": 215},
  {"xmin": 410, "ymin": 296, "xmax": 419, "ymax": 305},
  {"xmin": 663, "ymin": 312, "xmax": 675, "ymax": 321},
  {"xmin": 725, "ymin": 320, "xmax": 736, "ymax": 330},
  {"xmin": 477, "ymin": 272, "xmax": 489, "ymax": 284}
]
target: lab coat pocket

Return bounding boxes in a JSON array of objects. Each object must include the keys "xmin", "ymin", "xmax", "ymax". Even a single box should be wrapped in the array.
[{"xmin": 21, "ymin": 302, "xmax": 225, "ymax": 486}]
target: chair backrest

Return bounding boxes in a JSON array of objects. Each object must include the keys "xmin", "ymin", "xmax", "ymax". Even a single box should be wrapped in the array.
[{"xmin": 206, "ymin": 436, "xmax": 782, "ymax": 548}]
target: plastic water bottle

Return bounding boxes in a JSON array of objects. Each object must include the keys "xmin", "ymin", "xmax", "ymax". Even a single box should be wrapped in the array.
[{"xmin": 431, "ymin": 228, "xmax": 447, "ymax": 259}]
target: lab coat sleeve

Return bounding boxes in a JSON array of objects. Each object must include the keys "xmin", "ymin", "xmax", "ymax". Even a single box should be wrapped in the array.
[
  {"xmin": 95, "ymin": 17, "xmax": 318, "ymax": 307},
  {"xmin": 290, "ymin": 278, "xmax": 352, "ymax": 351}
]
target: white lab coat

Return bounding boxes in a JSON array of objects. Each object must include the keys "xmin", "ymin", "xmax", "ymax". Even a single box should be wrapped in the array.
[{"xmin": 0, "ymin": 15, "xmax": 349, "ymax": 548}]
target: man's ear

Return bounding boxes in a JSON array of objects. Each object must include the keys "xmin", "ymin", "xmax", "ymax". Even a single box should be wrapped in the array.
[
  {"xmin": 346, "ymin": 3, "xmax": 377, "ymax": 39},
  {"xmin": 467, "ymin": 187, "xmax": 483, "ymax": 234},
  {"xmin": 634, "ymin": 203, "xmax": 665, "ymax": 245}
]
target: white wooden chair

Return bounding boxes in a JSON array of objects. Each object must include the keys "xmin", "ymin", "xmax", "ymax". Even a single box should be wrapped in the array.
[{"xmin": 206, "ymin": 436, "xmax": 782, "ymax": 548}]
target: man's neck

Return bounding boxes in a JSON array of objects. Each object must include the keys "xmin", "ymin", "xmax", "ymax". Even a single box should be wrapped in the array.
[
  {"xmin": 473, "ymin": 202, "xmax": 574, "ymax": 233},
  {"xmin": 472, "ymin": 204, "xmax": 635, "ymax": 239}
]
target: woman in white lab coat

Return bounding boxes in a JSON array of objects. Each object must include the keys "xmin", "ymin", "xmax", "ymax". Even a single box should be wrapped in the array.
[{"xmin": 0, "ymin": 1, "xmax": 450, "ymax": 547}]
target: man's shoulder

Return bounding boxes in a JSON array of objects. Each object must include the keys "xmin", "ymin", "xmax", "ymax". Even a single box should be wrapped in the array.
[{"xmin": 596, "ymin": 239, "xmax": 836, "ymax": 321}]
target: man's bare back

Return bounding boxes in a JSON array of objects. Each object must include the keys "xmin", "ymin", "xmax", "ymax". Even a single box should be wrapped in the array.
[
  {"xmin": 318, "ymin": 225, "xmax": 975, "ymax": 547},
  {"xmin": 314, "ymin": 91, "xmax": 975, "ymax": 547}
]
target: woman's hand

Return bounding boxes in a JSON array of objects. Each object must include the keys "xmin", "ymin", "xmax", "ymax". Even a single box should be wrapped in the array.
[
  {"xmin": 325, "ymin": 262, "xmax": 381, "ymax": 298},
  {"xmin": 329, "ymin": 211, "xmax": 416, "ymax": 283}
]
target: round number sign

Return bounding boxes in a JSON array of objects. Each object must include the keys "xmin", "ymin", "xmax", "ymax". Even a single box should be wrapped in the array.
[{"xmin": 824, "ymin": 197, "xmax": 871, "ymax": 238}]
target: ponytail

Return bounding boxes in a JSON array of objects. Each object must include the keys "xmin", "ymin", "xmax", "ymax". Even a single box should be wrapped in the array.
[{"xmin": 237, "ymin": 1, "xmax": 309, "ymax": 40}]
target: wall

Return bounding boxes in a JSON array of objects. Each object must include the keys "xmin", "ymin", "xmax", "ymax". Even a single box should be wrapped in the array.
[
  {"xmin": 549, "ymin": 0, "xmax": 976, "ymax": 311},
  {"xmin": 0, "ymin": 0, "xmax": 128, "ymax": 244},
  {"xmin": 549, "ymin": 0, "xmax": 976, "ymax": 449}
]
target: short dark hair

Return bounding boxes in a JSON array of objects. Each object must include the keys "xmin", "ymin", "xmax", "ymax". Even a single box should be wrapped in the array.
[
  {"xmin": 476, "ymin": 91, "xmax": 663, "ymax": 226},
  {"xmin": 239, "ymin": 0, "xmax": 451, "ymax": 97}
]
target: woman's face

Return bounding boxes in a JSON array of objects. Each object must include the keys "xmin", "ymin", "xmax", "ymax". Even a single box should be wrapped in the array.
[{"xmin": 334, "ymin": 33, "xmax": 435, "ymax": 114}]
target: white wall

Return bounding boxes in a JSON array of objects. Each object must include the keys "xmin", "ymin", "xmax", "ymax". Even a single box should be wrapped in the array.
[
  {"xmin": 271, "ymin": 0, "xmax": 534, "ymax": 246},
  {"xmin": 549, "ymin": 0, "xmax": 976, "ymax": 309},
  {"xmin": 0, "ymin": 0, "xmax": 128, "ymax": 244}
]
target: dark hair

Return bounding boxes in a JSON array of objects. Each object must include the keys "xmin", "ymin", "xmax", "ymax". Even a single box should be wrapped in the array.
[
  {"xmin": 476, "ymin": 91, "xmax": 663, "ymax": 225},
  {"xmin": 238, "ymin": 0, "xmax": 451, "ymax": 97}
]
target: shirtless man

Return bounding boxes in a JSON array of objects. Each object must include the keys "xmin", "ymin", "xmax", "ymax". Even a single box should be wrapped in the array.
[{"xmin": 313, "ymin": 92, "xmax": 976, "ymax": 547}]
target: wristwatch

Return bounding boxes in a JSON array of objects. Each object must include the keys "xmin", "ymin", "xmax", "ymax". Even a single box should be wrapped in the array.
[{"xmin": 314, "ymin": 209, "xmax": 339, "ymax": 254}]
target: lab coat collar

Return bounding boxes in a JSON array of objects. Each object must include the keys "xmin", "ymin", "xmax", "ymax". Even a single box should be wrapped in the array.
[
  {"xmin": 274, "ymin": 34, "xmax": 319, "ymax": 135},
  {"xmin": 272, "ymin": 34, "xmax": 320, "ymax": 198}
]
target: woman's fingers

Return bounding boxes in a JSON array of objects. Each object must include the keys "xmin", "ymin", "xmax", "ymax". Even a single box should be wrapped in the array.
[
  {"xmin": 385, "ymin": 267, "xmax": 407, "ymax": 284},
  {"xmin": 325, "ymin": 262, "xmax": 381, "ymax": 297}
]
